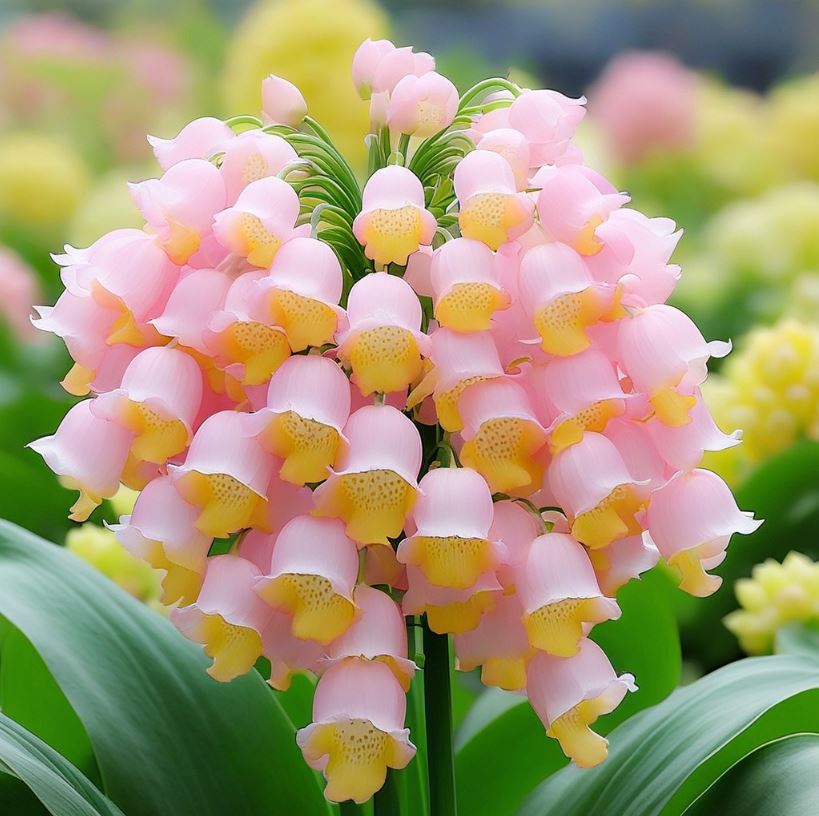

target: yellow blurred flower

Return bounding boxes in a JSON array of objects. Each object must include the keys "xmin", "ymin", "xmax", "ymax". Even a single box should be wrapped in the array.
[
  {"xmin": 770, "ymin": 72, "xmax": 819, "ymax": 183},
  {"xmin": 704, "ymin": 320, "xmax": 819, "ymax": 482},
  {"xmin": 221, "ymin": 0, "xmax": 388, "ymax": 170},
  {"xmin": 0, "ymin": 132, "xmax": 90, "ymax": 227},
  {"xmin": 67, "ymin": 522, "xmax": 161, "ymax": 604},
  {"xmin": 107, "ymin": 484, "xmax": 140, "ymax": 518},
  {"xmin": 725, "ymin": 551, "xmax": 819, "ymax": 655}
]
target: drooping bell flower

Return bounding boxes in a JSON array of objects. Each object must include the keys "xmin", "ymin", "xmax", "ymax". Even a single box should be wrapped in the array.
[
  {"xmin": 548, "ymin": 432, "xmax": 649, "ymax": 549},
  {"xmin": 534, "ymin": 349, "xmax": 635, "ymax": 453},
  {"xmin": 534, "ymin": 164, "xmax": 628, "ymax": 256},
  {"xmin": 403, "ymin": 566, "xmax": 502, "ymax": 634},
  {"xmin": 430, "ymin": 237, "xmax": 510, "ymax": 332},
  {"xmin": 324, "ymin": 585, "xmax": 416, "ymax": 691},
  {"xmin": 408, "ymin": 327, "xmax": 505, "ymax": 432},
  {"xmin": 254, "ymin": 236, "xmax": 345, "ymax": 352},
  {"xmin": 388, "ymin": 71, "xmax": 459, "ymax": 138},
  {"xmin": 206, "ymin": 271, "xmax": 291, "ymax": 385},
  {"xmin": 527, "ymin": 640, "xmax": 636, "ymax": 768},
  {"xmin": 261, "ymin": 609, "xmax": 325, "ymax": 691},
  {"xmin": 476, "ymin": 128, "xmax": 531, "ymax": 190},
  {"xmin": 30, "ymin": 400, "xmax": 133, "ymax": 521},
  {"xmin": 490, "ymin": 498, "xmax": 540, "ymax": 591},
  {"xmin": 170, "ymin": 410, "xmax": 274, "ymax": 537},
  {"xmin": 516, "ymin": 532, "xmax": 620, "ymax": 656},
  {"xmin": 213, "ymin": 176, "xmax": 301, "ymax": 268},
  {"xmin": 618, "ymin": 304, "xmax": 731, "ymax": 427},
  {"xmin": 171, "ymin": 554, "xmax": 272, "ymax": 682},
  {"xmin": 647, "ymin": 469, "xmax": 762, "ymax": 597},
  {"xmin": 397, "ymin": 467, "xmax": 506, "ymax": 589},
  {"xmin": 454, "ymin": 150, "xmax": 534, "ymax": 251},
  {"xmin": 130, "ymin": 159, "xmax": 226, "ymax": 266},
  {"xmin": 603, "ymin": 416, "xmax": 670, "ymax": 490},
  {"xmin": 454, "ymin": 593, "xmax": 534, "ymax": 690},
  {"xmin": 150, "ymin": 267, "xmax": 233, "ymax": 355},
  {"xmin": 459, "ymin": 378, "xmax": 548, "ymax": 495},
  {"xmin": 370, "ymin": 46, "xmax": 435, "ymax": 95},
  {"xmin": 518, "ymin": 242, "xmax": 623, "ymax": 357},
  {"xmin": 111, "ymin": 474, "xmax": 211, "ymax": 605},
  {"xmin": 313, "ymin": 405, "xmax": 422, "ymax": 546},
  {"xmin": 255, "ymin": 515, "xmax": 358, "ymax": 644},
  {"xmin": 297, "ymin": 658, "xmax": 416, "ymax": 804},
  {"xmin": 352, "ymin": 38, "xmax": 397, "ymax": 99},
  {"xmin": 403, "ymin": 245, "xmax": 433, "ymax": 298},
  {"xmin": 507, "ymin": 89, "xmax": 586, "ymax": 167},
  {"xmin": 352, "ymin": 166, "xmax": 436, "ymax": 266},
  {"xmin": 147, "ymin": 116, "xmax": 234, "ymax": 170},
  {"xmin": 219, "ymin": 129, "xmax": 298, "ymax": 202},
  {"xmin": 261, "ymin": 74, "xmax": 308, "ymax": 127},
  {"xmin": 336, "ymin": 273, "xmax": 429, "ymax": 396},
  {"xmin": 244, "ymin": 355, "xmax": 351, "ymax": 485},
  {"xmin": 588, "ymin": 534, "xmax": 660, "ymax": 597},
  {"xmin": 91, "ymin": 347, "xmax": 203, "ymax": 467}
]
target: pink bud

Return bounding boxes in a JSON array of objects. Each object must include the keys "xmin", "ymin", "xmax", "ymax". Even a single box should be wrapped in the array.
[
  {"xmin": 388, "ymin": 71, "xmax": 459, "ymax": 138},
  {"xmin": 261, "ymin": 74, "xmax": 308, "ymax": 127}
]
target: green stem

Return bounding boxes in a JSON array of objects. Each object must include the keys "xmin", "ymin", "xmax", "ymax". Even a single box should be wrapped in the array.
[
  {"xmin": 339, "ymin": 800, "xmax": 361, "ymax": 816},
  {"xmin": 373, "ymin": 770, "xmax": 400, "ymax": 815},
  {"xmin": 423, "ymin": 623, "xmax": 457, "ymax": 816}
]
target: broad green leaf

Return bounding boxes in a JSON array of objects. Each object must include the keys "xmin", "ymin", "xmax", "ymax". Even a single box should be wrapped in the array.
[
  {"xmin": 681, "ymin": 441, "xmax": 819, "ymax": 668},
  {"xmin": 456, "ymin": 569, "xmax": 680, "ymax": 816},
  {"xmin": 684, "ymin": 735, "xmax": 819, "ymax": 815},
  {"xmin": 0, "ymin": 521, "xmax": 329, "ymax": 816},
  {"xmin": 0, "ymin": 712, "xmax": 123, "ymax": 816},
  {"xmin": 520, "ymin": 655, "xmax": 819, "ymax": 816},
  {"xmin": 0, "ymin": 626, "xmax": 98, "ymax": 782},
  {"xmin": 775, "ymin": 622, "xmax": 819, "ymax": 658}
]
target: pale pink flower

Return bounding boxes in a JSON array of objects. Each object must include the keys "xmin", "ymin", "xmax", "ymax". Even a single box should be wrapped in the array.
[
  {"xmin": 352, "ymin": 166, "xmax": 436, "ymax": 266},
  {"xmin": 397, "ymin": 467, "xmax": 506, "ymax": 589},
  {"xmin": 170, "ymin": 410, "xmax": 275, "ymax": 538},
  {"xmin": 130, "ymin": 159, "xmax": 226, "ymax": 266},
  {"xmin": 477, "ymin": 128, "xmax": 531, "ymax": 190},
  {"xmin": 297, "ymin": 658, "xmax": 416, "ymax": 804},
  {"xmin": 213, "ymin": 176, "xmax": 301, "ymax": 268},
  {"xmin": 590, "ymin": 51, "xmax": 696, "ymax": 165},
  {"xmin": 30, "ymin": 400, "xmax": 133, "ymax": 521},
  {"xmin": 507, "ymin": 89, "xmax": 586, "ymax": 166},
  {"xmin": 534, "ymin": 164, "xmax": 628, "ymax": 256},
  {"xmin": 171, "ymin": 554, "xmax": 273, "ymax": 681},
  {"xmin": 527, "ymin": 640, "xmax": 636, "ymax": 767},
  {"xmin": 388, "ymin": 71, "xmax": 459, "ymax": 138},
  {"xmin": 219, "ymin": 129, "xmax": 298, "ymax": 203},
  {"xmin": 324, "ymin": 585, "xmax": 416, "ymax": 690},
  {"xmin": 336, "ymin": 273, "xmax": 429, "ymax": 396},
  {"xmin": 147, "ymin": 117, "xmax": 234, "ymax": 170},
  {"xmin": 313, "ymin": 405, "xmax": 422, "ymax": 546},
  {"xmin": 454, "ymin": 593, "xmax": 534, "ymax": 691},
  {"xmin": 371, "ymin": 47, "xmax": 435, "ymax": 95},
  {"xmin": 260, "ymin": 609, "xmax": 325, "ymax": 691},
  {"xmin": 647, "ymin": 469, "xmax": 762, "ymax": 597},
  {"xmin": 617, "ymin": 304, "xmax": 730, "ymax": 427},
  {"xmin": 261, "ymin": 74, "xmax": 308, "ymax": 127},
  {"xmin": 111, "ymin": 474, "xmax": 211, "ymax": 605},
  {"xmin": 254, "ymin": 235, "xmax": 345, "ymax": 352},
  {"xmin": 490, "ymin": 499, "xmax": 540, "ymax": 591},
  {"xmin": 352, "ymin": 38, "xmax": 396, "ymax": 99},
  {"xmin": 0, "ymin": 247, "xmax": 41, "ymax": 341},
  {"xmin": 518, "ymin": 242, "xmax": 623, "ymax": 357},
  {"xmin": 243, "ymin": 355, "xmax": 351, "ymax": 485},
  {"xmin": 454, "ymin": 150, "xmax": 534, "ymax": 251},
  {"xmin": 255, "ymin": 515, "xmax": 358, "ymax": 644},
  {"xmin": 591, "ymin": 534, "xmax": 660, "ymax": 597},
  {"xmin": 430, "ymin": 238, "xmax": 510, "ymax": 332},
  {"xmin": 548, "ymin": 431, "xmax": 650, "ymax": 550},
  {"xmin": 403, "ymin": 246, "xmax": 433, "ymax": 298},
  {"xmin": 459, "ymin": 378, "xmax": 548, "ymax": 496},
  {"xmin": 516, "ymin": 532, "xmax": 620, "ymax": 656}
]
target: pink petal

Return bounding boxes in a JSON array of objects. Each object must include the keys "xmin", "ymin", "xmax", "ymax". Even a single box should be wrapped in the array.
[{"xmin": 147, "ymin": 117, "xmax": 233, "ymax": 170}]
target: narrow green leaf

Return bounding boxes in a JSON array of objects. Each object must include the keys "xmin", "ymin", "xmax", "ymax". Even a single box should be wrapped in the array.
[
  {"xmin": 0, "ymin": 712, "xmax": 123, "ymax": 816},
  {"xmin": 0, "ymin": 521, "xmax": 329, "ymax": 816},
  {"xmin": 520, "ymin": 655, "xmax": 819, "ymax": 816},
  {"xmin": 684, "ymin": 735, "xmax": 819, "ymax": 815}
]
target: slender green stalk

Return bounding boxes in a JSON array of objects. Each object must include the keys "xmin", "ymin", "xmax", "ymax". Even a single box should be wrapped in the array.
[
  {"xmin": 373, "ymin": 769, "xmax": 401, "ymax": 815},
  {"xmin": 339, "ymin": 800, "xmax": 362, "ymax": 816},
  {"xmin": 423, "ymin": 623, "xmax": 458, "ymax": 816}
]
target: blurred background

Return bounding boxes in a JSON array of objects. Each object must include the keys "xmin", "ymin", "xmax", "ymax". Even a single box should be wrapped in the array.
[{"xmin": 0, "ymin": 0, "xmax": 818, "ymax": 675}]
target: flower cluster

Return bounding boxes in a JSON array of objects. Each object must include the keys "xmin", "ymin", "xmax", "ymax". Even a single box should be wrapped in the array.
[
  {"xmin": 31, "ymin": 38, "xmax": 760, "ymax": 803},
  {"xmin": 704, "ymin": 320, "xmax": 819, "ymax": 484},
  {"xmin": 725, "ymin": 551, "xmax": 819, "ymax": 655}
]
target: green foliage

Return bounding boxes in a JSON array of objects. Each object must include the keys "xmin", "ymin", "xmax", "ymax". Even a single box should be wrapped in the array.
[{"xmin": 520, "ymin": 655, "xmax": 819, "ymax": 816}]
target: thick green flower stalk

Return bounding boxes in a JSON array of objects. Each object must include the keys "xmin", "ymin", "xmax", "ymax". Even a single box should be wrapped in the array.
[{"xmin": 30, "ymin": 37, "xmax": 759, "ymax": 808}]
